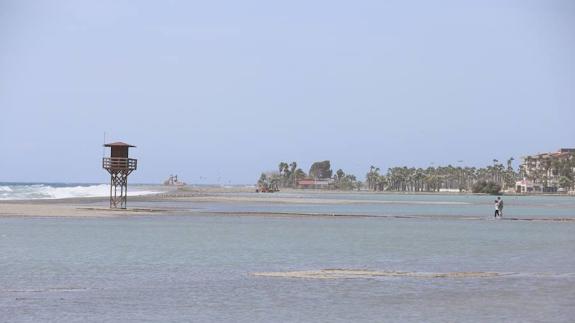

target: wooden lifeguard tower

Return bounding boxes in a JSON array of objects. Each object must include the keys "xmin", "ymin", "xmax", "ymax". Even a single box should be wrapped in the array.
[{"xmin": 102, "ymin": 142, "xmax": 137, "ymax": 209}]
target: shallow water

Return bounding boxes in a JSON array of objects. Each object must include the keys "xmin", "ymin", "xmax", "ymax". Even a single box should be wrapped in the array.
[
  {"xmin": 134, "ymin": 191, "xmax": 575, "ymax": 218},
  {"xmin": 1, "ymin": 193, "xmax": 575, "ymax": 322}
]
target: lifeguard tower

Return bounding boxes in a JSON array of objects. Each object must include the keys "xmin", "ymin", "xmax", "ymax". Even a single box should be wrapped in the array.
[{"xmin": 102, "ymin": 142, "xmax": 137, "ymax": 209}]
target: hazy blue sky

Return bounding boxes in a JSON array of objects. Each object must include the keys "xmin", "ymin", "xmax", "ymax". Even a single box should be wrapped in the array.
[{"xmin": 1, "ymin": 0, "xmax": 574, "ymax": 184}]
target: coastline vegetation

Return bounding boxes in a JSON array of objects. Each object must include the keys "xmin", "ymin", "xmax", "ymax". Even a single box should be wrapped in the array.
[
  {"xmin": 257, "ymin": 160, "xmax": 361, "ymax": 191},
  {"xmin": 365, "ymin": 160, "xmax": 516, "ymax": 194},
  {"xmin": 258, "ymin": 152, "xmax": 575, "ymax": 194}
]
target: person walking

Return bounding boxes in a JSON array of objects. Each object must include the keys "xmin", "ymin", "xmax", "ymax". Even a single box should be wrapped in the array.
[
  {"xmin": 497, "ymin": 196, "xmax": 504, "ymax": 218},
  {"xmin": 494, "ymin": 199, "xmax": 500, "ymax": 218}
]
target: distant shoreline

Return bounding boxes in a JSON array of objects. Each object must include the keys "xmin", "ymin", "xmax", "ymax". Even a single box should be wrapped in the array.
[
  {"xmin": 1, "ymin": 182, "xmax": 573, "ymax": 202},
  {"xmin": 1, "ymin": 185, "xmax": 574, "ymax": 205},
  {"xmin": 267, "ymin": 188, "xmax": 575, "ymax": 197},
  {"xmin": 1, "ymin": 186, "xmax": 573, "ymax": 220}
]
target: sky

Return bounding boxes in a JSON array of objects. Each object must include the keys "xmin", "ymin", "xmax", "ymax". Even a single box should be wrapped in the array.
[{"xmin": 1, "ymin": 0, "xmax": 574, "ymax": 184}]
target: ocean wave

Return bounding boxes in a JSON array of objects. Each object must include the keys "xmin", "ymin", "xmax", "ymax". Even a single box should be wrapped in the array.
[{"xmin": 0, "ymin": 184, "xmax": 158, "ymax": 200}]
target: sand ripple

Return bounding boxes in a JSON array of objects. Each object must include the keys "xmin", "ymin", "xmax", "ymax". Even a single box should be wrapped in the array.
[
  {"xmin": 253, "ymin": 269, "xmax": 504, "ymax": 279},
  {"xmin": 3, "ymin": 287, "xmax": 88, "ymax": 293}
]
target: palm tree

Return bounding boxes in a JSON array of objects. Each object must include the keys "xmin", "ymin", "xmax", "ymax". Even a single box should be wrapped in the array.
[
  {"xmin": 502, "ymin": 157, "xmax": 516, "ymax": 189},
  {"xmin": 277, "ymin": 162, "xmax": 290, "ymax": 187},
  {"xmin": 336, "ymin": 169, "xmax": 345, "ymax": 181},
  {"xmin": 289, "ymin": 162, "xmax": 298, "ymax": 187},
  {"xmin": 376, "ymin": 174, "xmax": 387, "ymax": 191},
  {"xmin": 278, "ymin": 162, "xmax": 287, "ymax": 175},
  {"xmin": 366, "ymin": 166, "xmax": 380, "ymax": 191}
]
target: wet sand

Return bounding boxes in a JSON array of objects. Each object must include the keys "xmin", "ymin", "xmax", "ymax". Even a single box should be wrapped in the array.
[
  {"xmin": 253, "ymin": 269, "xmax": 504, "ymax": 279},
  {"xmin": 1, "ymin": 187, "xmax": 574, "ymax": 222},
  {"xmin": 0, "ymin": 202, "xmax": 168, "ymax": 217},
  {"xmin": 252, "ymin": 269, "xmax": 575, "ymax": 279}
]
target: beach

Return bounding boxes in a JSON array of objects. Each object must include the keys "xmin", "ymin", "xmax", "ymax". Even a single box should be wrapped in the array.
[
  {"xmin": 2, "ymin": 186, "xmax": 575, "ymax": 221},
  {"xmin": 1, "ymin": 187, "xmax": 575, "ymax": 322},
  {"xmin": 3, "ymin": 0, "xmax": 573, "ymax": 320}
]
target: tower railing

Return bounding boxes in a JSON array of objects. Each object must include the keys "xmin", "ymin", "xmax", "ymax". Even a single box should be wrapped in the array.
[{"xmin": 102, "ymin": 157, "xmax": 137, "ymax": 170}]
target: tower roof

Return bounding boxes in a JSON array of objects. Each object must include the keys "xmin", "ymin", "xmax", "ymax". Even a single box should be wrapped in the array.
[{"xmin": 104, "ymin": 142, "xmax": 136, "ymax": 148}]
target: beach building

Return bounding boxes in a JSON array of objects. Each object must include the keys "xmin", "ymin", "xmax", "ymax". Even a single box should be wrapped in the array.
[
  {"xmin": 519, "ymin": 148, "xmax": 575, "ymax": 193},
  {"xmin": 297, "ymin": 178, "xmax": 334, "ymax": 189},
  {"xmin": 102, "ymin": 142, "xmax": 137, "ymax": 208},
  {"xmin": 515, "ymin": 178, "xmax": 538, "ymax": 193}
]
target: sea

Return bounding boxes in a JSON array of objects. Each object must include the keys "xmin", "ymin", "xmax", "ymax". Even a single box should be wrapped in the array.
[
  {"xmin": 1, "ymin": 186, "xmax": 574, "ymax": 322},
  {"xmin": 0, "ymin": 182, "xmax": 160, "ymax": 200}
]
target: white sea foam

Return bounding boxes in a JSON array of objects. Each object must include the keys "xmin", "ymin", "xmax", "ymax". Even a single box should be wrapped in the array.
[{"xmin": 0, "ymin": 184, "xmax": 159, "ymax": 200}]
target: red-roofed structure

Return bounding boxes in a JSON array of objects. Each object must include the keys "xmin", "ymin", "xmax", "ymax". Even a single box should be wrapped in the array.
[{"xmin": 297, "ymin": 178, "xmax": 334, "ymax": 189}]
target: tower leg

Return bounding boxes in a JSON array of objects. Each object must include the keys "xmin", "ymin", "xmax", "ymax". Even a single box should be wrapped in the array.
[{"xmin": 109, "ymin": 170, "xmax": 131, "ymax": 209}]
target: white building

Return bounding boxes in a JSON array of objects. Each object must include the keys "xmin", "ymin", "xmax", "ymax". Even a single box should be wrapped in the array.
[{"xmin": 519, "ymin": 148, "xmax": 575, "ymax": 193}]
